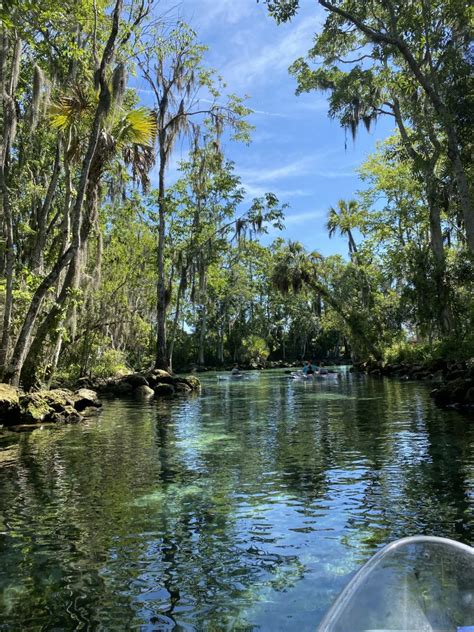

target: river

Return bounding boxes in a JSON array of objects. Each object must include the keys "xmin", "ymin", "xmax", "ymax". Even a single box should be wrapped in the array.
[{"xmin": 0, "ymin": 369, "xmax": 473, "ymax": 630}]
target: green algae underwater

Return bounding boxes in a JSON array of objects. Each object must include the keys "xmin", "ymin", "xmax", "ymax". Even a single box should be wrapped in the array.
[{"xmin": 0, "ymin": 369, "xmax": 473, "ymax": 630}]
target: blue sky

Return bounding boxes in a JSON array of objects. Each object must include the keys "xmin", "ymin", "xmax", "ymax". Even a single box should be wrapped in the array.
[{"xmin": 140, "ymin": 0, "xmax": 395, "ymax": 257}]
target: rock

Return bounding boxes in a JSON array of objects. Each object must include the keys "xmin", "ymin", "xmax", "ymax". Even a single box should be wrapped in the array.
[
  {"xmin": 122, "ymin": 373, "xmax": 149, "ymax": 388},
  {"xmin": 412, "ymin": 370, "xmax": 431, "ymax": 380},
  {"xmin": 19, "ymin": 392, "xmax": 53, "ymax": 423},
  {"xmin": 432, "ymin": 377, "xmax": 472, "ymax": 407},
  {"xmin": 135, "ymin": 385, "xmax": 154, "ymax": 398},
  {"xmin": 154, "ymin": 383, "xmax": 175, "ymax": 397},
  {"xmin": 49, "ymin": 405, "xmax": 82, "ymax": 424},
  {"xmin": 73, "ymin": 388, "xmax": 102, "ymax": 411},
  {"xmin": 111, "ymin": 381, "xmax": 134, "ymax": 395},
  {"xmin": 77, "ymin": 376, "xmax": 93, "ymax": 388},
  {"xmin": 147, "ymin": 370, "xmax": 175, "ymax": 387},
  {"xmin": 0, "ymin": 385, "xmax": 100, "ymax": 428},
  {"xmin": 180, "ymin": 375, "xmax": 201, "ymax": 390},
  {"xmin": 451, "ymin": 378, "xmax": 471, "ymax": 400},
  {"xmin": 174, "ymin": 382, "xmax": 192, "ymax": 393},
  {"xmin": 42, "ymin": 389, "xmax": 76, "ymax": 410},
  {"xmin": 0, "ymin": 383, "xmax": 21, "ymax": 424},
  {"xmin": 445, "ymin": 369, "xmax": 467, "ymax": 381}
]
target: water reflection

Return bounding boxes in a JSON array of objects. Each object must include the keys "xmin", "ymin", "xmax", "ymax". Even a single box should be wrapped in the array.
[{"xmin": 0, "ymin": 370, "xmax": 473, "ymax": 630}]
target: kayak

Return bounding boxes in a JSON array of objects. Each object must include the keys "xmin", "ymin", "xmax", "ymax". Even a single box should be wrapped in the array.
[
  {"xmin": 217, "ymin": 374, "xmax": 247, "ymax": 381},
  {"xmin": 318, "ymin": 535, "xmax": 474, "ymax": 632}
]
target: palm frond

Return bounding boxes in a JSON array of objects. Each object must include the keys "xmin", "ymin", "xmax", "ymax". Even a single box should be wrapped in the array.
[
  {"xmin": 49, "ymin": 85, "xmax": 95, "ymax": 130},
  {"xmin": 118, "ymin": 108, "xmax": 157, "ymax": 146}
]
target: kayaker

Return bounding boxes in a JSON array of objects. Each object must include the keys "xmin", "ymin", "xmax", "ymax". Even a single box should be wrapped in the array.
[
  {"xmin": 303, "ymin": 361, "xmax": 314, "ymax": 375},
  {"xmin": 318, "ymin": 361, "xmax": 328, "ymax": 375},
  {"xmin": 231, "ymin": 363, "xmax": 241, "ymax": 375}
]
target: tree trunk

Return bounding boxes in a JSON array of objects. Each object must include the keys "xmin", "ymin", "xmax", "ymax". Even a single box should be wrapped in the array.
[
  {"xmin": 167, "ymin": 269, "xmax": 186, "ymax": 371},
  {"xmin": 0, "ymin": 33, "xmax": 21, "ymax": 376},
  {"xmin": 197, "ymin": 303, "xmax": 207, "ymax": 366},
  {"xmin": 447, "ymin": 134, "xmax": 474, "ymax": 251},
  {"xmin": 20, "ymin": 250, "xmax": 82, "ymax": 389},
  {"xmin": 30, "ymin": 139, "xmax": 62, "ymax": 272},
  {"xmin": 426, "ymin": 179, "xmax": 454, "ymax": 334},
  {"xmin": 155, "ymin": 154, "xmax": 169, "ymax": 370}
]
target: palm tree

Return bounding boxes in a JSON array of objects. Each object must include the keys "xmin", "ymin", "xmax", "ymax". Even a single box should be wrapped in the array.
[
  {"xmin": 326, "ymin": 199, "xmax": 360, "ymax": 257},
  {"xmin": 20, "ymin": 93, "xmax": 156, "ymax": 388},
  {"xmin": 271, "ymin": 241, "xmax": 380, "ymax": 360},
  {"xmin": 272, "ymin": 241, "xmax": 322, "ymax": 295}
]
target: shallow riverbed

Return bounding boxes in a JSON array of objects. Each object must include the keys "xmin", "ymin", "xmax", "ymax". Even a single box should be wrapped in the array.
[{"xmin": 0, "ymin": 369, "xmax": 473, "ymax": 630}]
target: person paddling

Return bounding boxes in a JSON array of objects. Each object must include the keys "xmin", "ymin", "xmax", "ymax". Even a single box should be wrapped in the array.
[
  {"xmin": 318, "ymin": 361, "xmax": 328, "ymax": 375},
  {"xmin": 303, "ymin": 360, "xmax": 314, "ymax": 375}
]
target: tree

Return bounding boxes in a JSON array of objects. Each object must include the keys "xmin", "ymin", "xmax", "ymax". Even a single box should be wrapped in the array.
[
  {"xmin": 326, "ymin": 199, "xmax": 360, "ymax": 258},
  {"xmin": 139, "ymin": 23, "xmax": 251, "ymax": 370},
  {"xmin": 1, "ymin": 0, "xmax": 152, "ymax": 385},
  {"xmin": 271, "ymin": 241, "xmax": 385, "ymax": 359},
  {"xmin": 263, "ymin": 0, "xmax": 474, "ymax": 251}
]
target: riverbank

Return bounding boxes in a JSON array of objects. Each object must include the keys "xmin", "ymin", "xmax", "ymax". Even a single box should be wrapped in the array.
[
  {"xmin": 176, "ymin": 358, "xmax": 350, "ymax": 372},
  {"xmin": 73, "ymin": 368, "xmax": 201, "ymax": 397},
  {"xmin": 0, "ymin": 384, "xmax": 102, "ymax": 429},
  {"xmin": 0, "ymin": 370, "xmax": 201, "ymax": 431},
  {"xmin": 353, "ymin": 359, "xmax": 474, "ymax": 410}
]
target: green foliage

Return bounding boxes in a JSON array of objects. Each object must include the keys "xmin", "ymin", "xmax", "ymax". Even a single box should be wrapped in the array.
[
  {"xmin": 92, "ymin": 349, "xmax": 129, "ymax": 378},
  {"xmin": 385, "ymin": 335, "xmax": 474, "ymax": 365},
  {"xmin": 239, "ymin": 335, "xmax": 270, "ymax": 364},
  {"xmin": 2, "ymin": 0, "xmax": 472, "ymax": 387}
]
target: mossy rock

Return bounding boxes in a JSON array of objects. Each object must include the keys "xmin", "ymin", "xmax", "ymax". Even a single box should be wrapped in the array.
[
  {"xmin": 73, "ymin": 388, "xmax": 101, "ymax": 411},
  {"xmin": 42, "ymin": 389, "xmax": 76, "ymax": 411},
  {"xmin": 19, "ymin": 392, "xmax": 52, "ymax": 423},
  {"xmin": 48, "ymin": 405, "xmax": 82, "ymax": 424},
  {"xmin": 121, "ymin": 373, "xmax": 149, "ymax": 388},
  {"xmin": 464, "ymin": 386, "xmax": 474, "ymax": 405},
  {"xmin": 111, "ymin": 381, "xmax": 134, "ymax": 396},
  {"xmin": 181, "ymin": 375, "xmax": 201, "ymax": 390},
  {"xmin": 147, "ymin": 369, "xmax": 175, "ymax": 387},
  {"xmin": 134, "ymin": 385, "xmax": 154, "ymax": 398},
  {"xmin": 0, "ymin": 383, "xmax": 21, "ymax": 425},
  {"xmin": 175, "ymin": 382, "xmax": 192, "ymax": 393},
  {"xmin": 154, "ymin": 383, "xmax": 175, "ymax": 397}
]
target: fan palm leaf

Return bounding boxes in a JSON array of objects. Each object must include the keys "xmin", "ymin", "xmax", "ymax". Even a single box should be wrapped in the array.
[
  {"xmin": 49, "ymin": 85, "xmax": 95, "ymax": 130},
  {"xmin": 115, "ymin": 108, "xmax": 157, "ymax": 147}
]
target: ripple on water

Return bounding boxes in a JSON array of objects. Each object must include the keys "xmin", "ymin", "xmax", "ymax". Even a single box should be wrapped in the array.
[{"xmin": 0, "ymin": 371, "xmax": 473, "ymax": 630}]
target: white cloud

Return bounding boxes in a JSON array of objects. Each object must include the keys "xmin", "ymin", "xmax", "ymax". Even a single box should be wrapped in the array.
[
  {"xmin": 312, "ymin": 169, "xmax": 356, "ymax": 178},
  {"xmin": 238, "ymin": 157, "xmax": 311, "ymax": 184},
  {"xmin": 183, "ymin": 0, "xmax": 256, "ymax": 32},
  {"xmin": 222, "ymin": 14, "xmax": 323, "ymax": 89},
  {"xmin": 242, "ymin": 182, "xmax": 311, "ymax": 201},
  {"xmin": 285, "ymin": 210, "xmax": 326, "ymax": 225}
]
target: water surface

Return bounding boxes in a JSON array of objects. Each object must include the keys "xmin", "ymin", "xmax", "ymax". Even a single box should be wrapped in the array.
[{"xmin": 0, "ymin": 370, "xmax": 473, "ymax": 630}]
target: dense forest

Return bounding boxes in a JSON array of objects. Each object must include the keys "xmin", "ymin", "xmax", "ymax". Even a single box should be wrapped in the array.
[{"xmin": 0, "ymin": 0, "xmax": 472, "ymax": 388}]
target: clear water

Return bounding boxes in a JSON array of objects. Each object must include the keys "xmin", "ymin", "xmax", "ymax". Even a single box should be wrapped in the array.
[{"xmin": 0, "ymin": 369, "xmax": 473, "ymax": 630}]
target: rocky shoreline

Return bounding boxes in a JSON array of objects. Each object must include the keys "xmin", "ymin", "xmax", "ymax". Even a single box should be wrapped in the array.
[
  {"xmin": 0, "ymin": 369, "xmax": 200, "ymax": 431},
  {"xmin": 0, "ymin": 384, "xmax": 102, "ymax": 429},
  {"xmin": 353, "ymin": 359, "xmax": 474, "ymax": 411},
  {"xmin": 76, "ymin": 368, "xmax": 201, "ymax": 398}
]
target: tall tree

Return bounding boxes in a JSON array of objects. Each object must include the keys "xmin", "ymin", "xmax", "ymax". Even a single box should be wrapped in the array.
[
  {"xmin": 326, "ymin": 199, "xmax": 360, "ymax": 258},
  {"xmin": 263, "ymin": 0, "xmax": 474, "ymax": 251},
  {"xmin": 3, "ymin": 0, "xmax": 152, "ymax": 385},
  {"xmin": 139, "ymin": 23, "xmax": 251, "ymax": 370}
]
